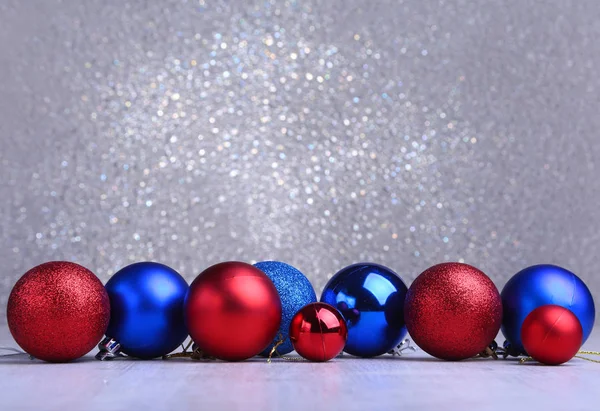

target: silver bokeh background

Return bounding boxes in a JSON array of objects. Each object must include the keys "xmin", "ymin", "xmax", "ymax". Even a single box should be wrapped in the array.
[{"xmin": 1, "ymin": 0, "xmax": 599, "ymax": 320}]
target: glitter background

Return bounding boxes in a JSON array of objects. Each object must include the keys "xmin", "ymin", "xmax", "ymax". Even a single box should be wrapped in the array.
[{"xmin": 1, "ymin": 0, "xmax": 599, "ymax": 320}]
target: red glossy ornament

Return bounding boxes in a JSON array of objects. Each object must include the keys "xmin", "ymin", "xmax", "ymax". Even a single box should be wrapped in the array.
[
  {"xmin": 521, "ymin": 305, "xmax": 583, "ymax": 365},
  {"xmin": 405, "ymin": 262, "xmax": 503, "ymax": 360},
  {"xmin": 7, "ymin": 261, "xmax": 110, "ymax": 362},
  {"xmin": 289, "ymin": 302, "xmax": 348, "ymax": 362},
  {"xmin": 185, "ymin": 261, "xmax": 282, "ymax": 361}
]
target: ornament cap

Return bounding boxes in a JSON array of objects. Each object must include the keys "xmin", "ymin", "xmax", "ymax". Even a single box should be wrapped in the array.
[
  {"xmin": 502, "ymin": 340, "xmax": 524, "ymax": 358},
  {"xmin": 388, "ymin": 339, "xmax": 417, "ymax": 356},
  {"xmin": 95, "ymin": 337, "xmax": 124, "ymax": 361}
]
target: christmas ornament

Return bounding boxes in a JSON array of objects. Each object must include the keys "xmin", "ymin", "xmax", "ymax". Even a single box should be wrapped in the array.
[
  {"xmin": 100, "ymin": 262, "xmax": 189, "ymax": 359},
  {"xmin": 289, "ymin": 302, "xmax": 348, "ymax": 362},
  {"xmin": 405, "ymin": 262, "xmax": 502, "ymax": 360},
  {"xmin": 320, "ymin": 262, "xmax": 408, "ymax": 357},
  {"xmin": 185, "ymin": 261, "xmax": 282, "ymax": 361},
  {"xmin": 7, "ymin": 261, "xmax": 110, "ymax": 362},
  {"xmin": 501, "ymin": 264, "xmax": 595, "ymax": 354},
  {"xmin": 521, "ymin": 305, "xmax": 583, "ymax": 365},
  {"xmin": 254, "ymin": 261, "xmax": 317, "ymax": 356}
]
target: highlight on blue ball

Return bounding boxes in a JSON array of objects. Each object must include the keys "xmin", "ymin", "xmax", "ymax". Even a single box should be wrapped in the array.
[
  {"xmin": 254, "ymin": 261, "xmax": 317, "ymax": 356},
  {"xmin": 105, "ymin": 262, "xmax": 189, "ymax": 359},
  {"xmin": 501, "ymin": 264, "xmax": 595, "ymax": 354},
  {"xmin": 320, "ymin": 262, "xmax": 408, "ymax": 357}
]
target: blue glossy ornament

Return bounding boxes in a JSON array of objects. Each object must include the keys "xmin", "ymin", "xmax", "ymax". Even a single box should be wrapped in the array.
[
  {"xmin": 105, "ymin": 262, "xmax": 189, "ymax": 359},
  {"xmin": 320, "ymin": 263, "xmax": 408, "ymax": 357},
  {"xmin": 254, "ymin": 261, "xmax": 317, "ymax": 356},
  {"xmin": 501, "ymin": 264, "xmax": 595, "ymax": 354}
]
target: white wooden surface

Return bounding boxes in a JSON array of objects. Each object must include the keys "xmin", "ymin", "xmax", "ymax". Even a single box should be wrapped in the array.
[{"xmin": 1, "ymin": 325, "xmax": 598, "ymax": 411}]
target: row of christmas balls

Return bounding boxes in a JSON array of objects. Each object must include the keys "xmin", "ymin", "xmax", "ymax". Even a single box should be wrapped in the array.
[{"xmin": 6, "ymin": 260, "xmax": 595, "ymax": 364}]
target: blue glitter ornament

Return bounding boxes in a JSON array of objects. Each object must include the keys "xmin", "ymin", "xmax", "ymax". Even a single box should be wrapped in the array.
[
  {"xmin": 320, "ymin": 263, "xmax": 408, "ymax": 357},
  {"xmin": 254, "ymin": 261, "xmax": 317, "ymax": 356},
  {"xmin": 501, "ymin": 264, "xmax": 595, "ymax": 354},
  {"xmin": 104, "ymin": 262, "xmax": 189, "ymax": 359}
]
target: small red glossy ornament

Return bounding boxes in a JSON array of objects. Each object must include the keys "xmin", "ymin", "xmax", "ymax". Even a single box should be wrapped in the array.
[
  {"xmin": 289, "ymin": 302, "xmax": 348, "ymax": 362},
  {"xmin": 185, "ymin": 261, "xmax": 282, "ymax": 361},
  {"xmin": 521, "ymin": 305, "xmax": 583, "ymax": 365},
  {"xmin": 405, "ymin": 262, "xmax": 503, "ymax": 360},
  {"xmin": 7, "ymin": 261, "xmax": 110, "ymax": 362}
]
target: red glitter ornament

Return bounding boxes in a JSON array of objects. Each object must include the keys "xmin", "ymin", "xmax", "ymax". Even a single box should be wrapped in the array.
[
  {"xmin": 185, "ymin": 261, "xmax": 282, "ymax": 361},
  {"xmin": 7, "ymin": 261, "xmax": 110, "ymax": 362},
  {"xmin": 289, "ymin": 302, "xmax": 348, "ymax": 362},
  {"xmin": 404, "ymin": 262, "xmax": 502, "ymax": 360},
  {"xmin": 521, "ymin": 305, "xmax": 583, "ymax": 365}
]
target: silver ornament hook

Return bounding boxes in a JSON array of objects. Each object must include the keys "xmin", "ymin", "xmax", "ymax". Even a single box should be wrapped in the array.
[
  {"xmin": 95, "ymin": 337, "xmax": 126, "ymax": 361},
  {"xmin": 388, "ymin": 339, "xmax": 417, "ymax": 356}
]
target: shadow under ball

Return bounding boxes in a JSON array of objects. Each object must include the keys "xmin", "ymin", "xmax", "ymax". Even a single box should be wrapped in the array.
[
  {"xmin": 185, "ymin": 261, "xmax": 282, "ymax": 361},
  {"xmin": 320, "ymin": 262, "xmax": 408, "ymax": 357}
]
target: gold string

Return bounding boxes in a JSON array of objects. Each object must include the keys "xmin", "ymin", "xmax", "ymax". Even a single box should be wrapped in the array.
[
  {"xmin": 162, "ymin": 339, "xmax": 192, "ymax": 359},
  {"xmin": 575, "ymin": 350, "xmax": 600, "ymax": 364},
  {"xmin": 276, "ymin": 355, "xmax": 308, "ymax": 362},
  {"xmin": 190, "ymin": 348, "xmax": 215, "ymax": 361},
  {"xmin": 519, "ymin": 350, "xmax": 600, "ymax": 364},
  {"xmin": 266, "ymin": 334, "xmax": 308, "ymax": 363},
  {"xmin": 162, "ymin": 339, "xmax": 215, "ymax": 361},
  {"xmin": 163, "ymin": 347, "xmax": 215, "ymax": 360},
  {"xmin": 519, "ymin": 356, "xmax": 532, "ymax": 364},
  {"xmin": 267, "ymin": 338, "xmax": 285, "ymax": 364},
  {"xmin": 182, "ymin": 340, "xmax": 193, "ymax": 352},
  {"xmin": 163, "ymin": 352, "xmax": 193, "ymax": 359},
  {"xmin": 477, "ymin": 346, "xmax": 498, "ymax": 360}
]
